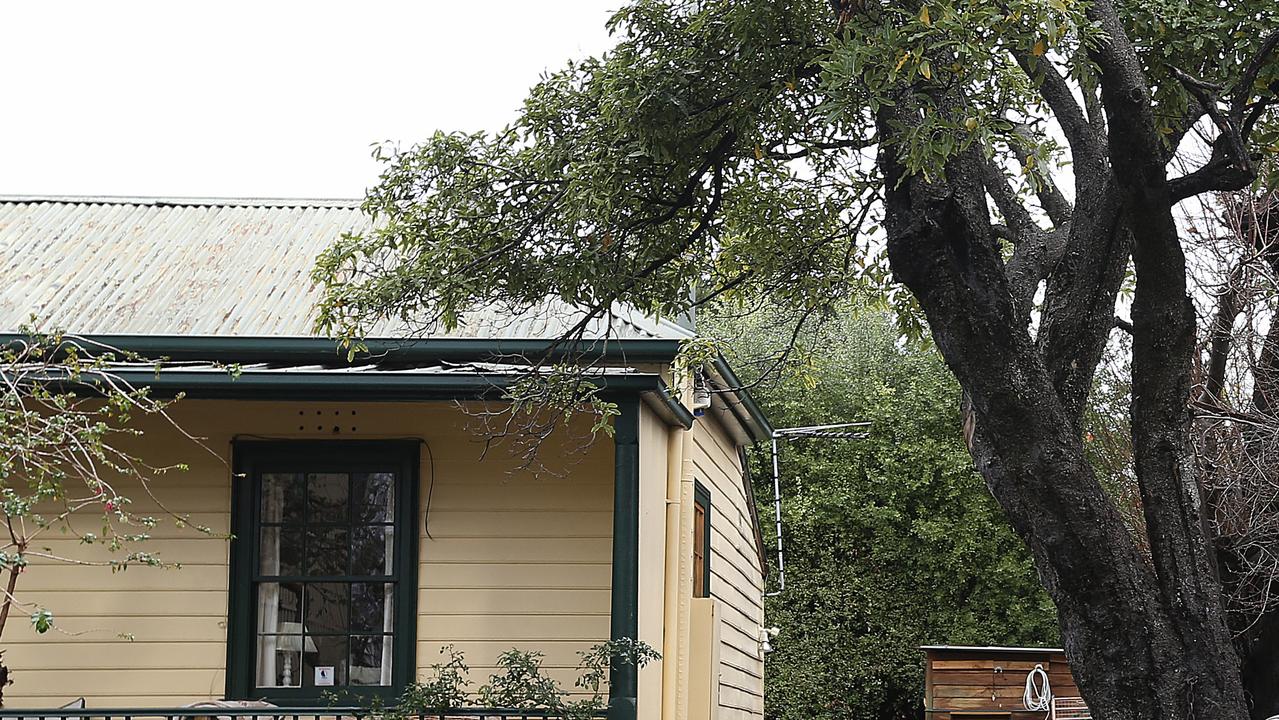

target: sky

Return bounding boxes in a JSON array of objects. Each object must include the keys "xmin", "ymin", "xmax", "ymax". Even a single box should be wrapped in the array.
[{"xmin": 0, "ymin": 1, "xmax": 620, "ymax": 199}]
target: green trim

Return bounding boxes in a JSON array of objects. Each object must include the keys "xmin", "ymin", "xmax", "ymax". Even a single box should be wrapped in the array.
[
  {"xmin": 608, "ymin": 400, "xmax": 640, "ymax": 720},
  {"xmin": 226, "ymin": 440, "xmax": 420, "ymax": 704},
  {"xmin": 652, "ymin": 384, "xmax": 696, "ymax": 429},
  {"xmin": 227, "ymin": 450, "xmax": 255, "ymax": 699},
  {"xmin": 1, "ymin": 333, "xmax": 704, "ymax": 431},
  {"xmin": 41, "ymin": 367, "xmax": 693, "ymax": 430},
  {"xmin": 693, "ymin": 480, "xmax": 712, "ymax": 598},
  {"xmin": 737, "ymin": 447, "xmax": 769, "ymax": 576},
  {"xmin": 0, "ymin": 334, "xmax": 683, "ymax": 366},
  {"xmin": 92, "ymin": 369, "xmax": 694, "ymax": 432},
  {"xmin": 711, "ymin": 358, "xmax": 774, "ymax": 441},
  {"xmin": 0, "ymin": 333, "xmax": 768, "ymax": 434}
]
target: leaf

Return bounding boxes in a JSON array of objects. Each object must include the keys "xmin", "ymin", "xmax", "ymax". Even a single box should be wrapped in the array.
[
  {"xmin": 919, "ymin": 60, "xmax": 932, "ymax": 80},
  {"xmin": 919, "ymin": 6, "xmax": 931, "ymax": 26},
  {"xmin": 1032, "ymin": 39, "xmax": 1047, "ymax": 56},
  {"xmin": 31, "ymin": 608, "xmax": 54, "ymax": 633},
  {"xmin": 894, "ymin": 52, "xmax": 911, "ymax": 73},
  {"xmin": 964, "ymin": 117, "xmax": 979, "ymax": 131}
]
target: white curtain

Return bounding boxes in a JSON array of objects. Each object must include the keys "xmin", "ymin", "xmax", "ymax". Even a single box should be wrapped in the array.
[
  {"xmin": 255, "ymin": 482, "xmax": 283, "ymax": 687},
  {"xmin": 381, "ymin": 523, "xmax": 394, "ymax": 685}
]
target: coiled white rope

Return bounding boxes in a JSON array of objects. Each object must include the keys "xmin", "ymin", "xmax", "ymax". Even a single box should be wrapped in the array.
[{"xmin": 1024, "ymin": 663, "xmax": 1053, "ymax": 713}]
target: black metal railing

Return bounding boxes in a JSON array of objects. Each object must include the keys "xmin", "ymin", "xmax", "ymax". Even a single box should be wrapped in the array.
[{"xmin": 0, "ymin": 708, "xmax": 608, "ymax": 720}]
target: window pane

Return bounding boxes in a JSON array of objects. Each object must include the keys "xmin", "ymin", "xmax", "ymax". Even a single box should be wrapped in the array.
[
  {"xmin": 693, "ymin": 501, "xmax": 707, "ymax": 598},
  {"xmin": 303, "ymin": 635, "xmax": 348, "ymax": 687},
  {"xmin": 306, "ymin": 527, "xmax": 349, "ymax": 576},
  {"xmin": 354, "ymin": 472, "xmax": 396, "ymax": 523},
  {"xmin": 350, "ymin": 582, "xmax": 393, "ymax": 632},
  {"xmin": 255, "ymin": 636, "xmax": 303, "ymax": 688},
  {"xmin": 257, "ymin": 582, "xmax": 303, "ymax": 634},
  {"xmin": 305, "ymin": 582, "xmax": 350, "ymax": 635},
  {"xmin": 349, "ymin": 635, "xmax": 390, "ymax": 686},
  {"xmin": 351, "ymin": 525, "xmax": 393, "ymax": 576},
  {"xmin": 247, "ymin": 448, "xmax": 411, "ymax": 693},
  {"xmin": 308, "ymin": 473, "xmax": 350, "ymax": 522},
  {"xmin": 262, "ymin": 473, "xmax": 304, "ymax": 523},
  {"xmin": 259, "ymin": 526, "xmax": 302, "ymax": 576}
]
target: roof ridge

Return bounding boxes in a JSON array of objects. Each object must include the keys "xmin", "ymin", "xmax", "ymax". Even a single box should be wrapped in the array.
[{"xmin": 0, "ymin": 194, "xmax": 362, "ymax": 209}]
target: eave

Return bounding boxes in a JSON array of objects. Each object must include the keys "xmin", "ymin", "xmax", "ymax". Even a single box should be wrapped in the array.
[{"xmin": 0, "ymin": 333, "xmax": 684, "ymax": 367}]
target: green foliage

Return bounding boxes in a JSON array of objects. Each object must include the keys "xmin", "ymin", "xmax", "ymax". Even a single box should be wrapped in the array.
[
  {"xmin": 1080, "ymin": 338, "xmax": 1143, "ymax": 542},
  {"xmin": 370, "ymin": 640, "xmax": 659, "ymax": 720},
  {"xmin": 28, "ymin": 609, "xmax": 53, "ymax": 634},
  {"xmin": 709, "ymin": 308, "xmax": 1057, "ymax": 720},
  {"xmin": 309, "ymin": 1, "xmax": 1279, "ymax": 710},
  {"xmin": 574, "ymin": 638, "xmax": 662, "ymax": 696},
  {"xmin": 399, "ymin": 644, "xmax": 470, "ymax": 714},
  {"xmin": 478, "ymin": 649, "xmax": 564, "ymax": 710},
  {"xmin": 312, "ymin": 0, "xmax": 871, "ymax": 346},
  {"xmin": 0, "ymin": 327, "xmax": 212, "ymax": 643},
  {"xmin": 313, "ymin": 0, "xmax": 1279, "ymax": 350},
  {"xmin": 505, "ymin": 370, "xmax": 620, "ymax": 439}
]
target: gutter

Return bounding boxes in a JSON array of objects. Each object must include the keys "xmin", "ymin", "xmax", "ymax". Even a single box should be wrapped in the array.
[
  {"xmin": 707, "ymin": 358, "xmax": 773, "ymax": 443},
  {"xmin": 31, "ymin": 367, "xmax": 695, "ymax": 430},
  {"xmin": 2, "ymin": 333, "xmax": 695, "ymax": 429},
  {"xmin": 703, "ymin": 360, "xmax": 773, "ymax": 578},
  {"xmin": 0, "ymin": 334, "xmax": 683, "ymax": 367}
]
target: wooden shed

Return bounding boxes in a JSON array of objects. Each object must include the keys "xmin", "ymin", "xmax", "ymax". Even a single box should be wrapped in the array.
[{"xmin": 921, "ymin": 646, "xmax": 1088, "ymax": 720}]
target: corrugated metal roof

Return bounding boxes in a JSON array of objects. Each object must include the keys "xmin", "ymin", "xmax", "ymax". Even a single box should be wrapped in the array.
[{"xmin": 0, "ymin": 196, "xmax": 693, "ymax": 340}]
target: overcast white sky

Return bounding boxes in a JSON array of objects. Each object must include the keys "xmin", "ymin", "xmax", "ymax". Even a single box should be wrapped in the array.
[{"xmin": 0, "ymin": 1, "xmax": 620, "ymax": 199}]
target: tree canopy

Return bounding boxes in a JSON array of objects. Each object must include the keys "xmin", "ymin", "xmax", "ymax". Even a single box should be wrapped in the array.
[
  {"xmin": 314, "ymin": 1, "xmax": 1279, "ymax": 718},
  {"xmin": 716, "ymin": 309, "xmax": 1056, "ymax": 720}
]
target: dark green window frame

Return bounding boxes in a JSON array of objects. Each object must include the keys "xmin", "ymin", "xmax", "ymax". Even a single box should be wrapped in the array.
[
  {"xmin": 693, "ymin": 480, "xmax": 712, "ymax": 597},
  {"xmin": 226, "ymin": 440, "xmax": 420, "ymax": 703}
]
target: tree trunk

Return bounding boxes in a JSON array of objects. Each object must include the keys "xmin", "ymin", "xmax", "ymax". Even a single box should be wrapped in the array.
[{"xmin": 875, "ymin": 119, "xmax": 1248, "ymax": 715}]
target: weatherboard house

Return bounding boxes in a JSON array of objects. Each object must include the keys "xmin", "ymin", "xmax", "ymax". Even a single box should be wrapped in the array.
[{"xmin": 0, "ymin": 196, "xmax": 771, "ymax": 720}]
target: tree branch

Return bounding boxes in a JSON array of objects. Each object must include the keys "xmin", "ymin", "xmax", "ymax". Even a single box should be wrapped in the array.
[
  {"xmin": 1011, "ymin": 52, "xmax": 1104, "ymax": 169},
  {"xmin": 1086, "ymin": 4, "xmax": 1246, "ymax": 705},
  {"xmin": 1008, "ymin": 125, "xmax": 1075, "ymax": 227},
  {"xmin": 981, "ymin": 158, "xmax": 1039, "ymax": 241},
  {"xmin": 763, "ymin": 135, "xmax": 876, "ymax": 160},
  {"xmin": 1203, "ymin": 265, "xmax": 1244, "ymax": 404},
  {"xmin": 1167, "ymin": 67, "xmax": 1254, "ymax": 203},
  {"xmin": 1232, "ymin": 29, "xmax": 1279, "ymax": 120}
]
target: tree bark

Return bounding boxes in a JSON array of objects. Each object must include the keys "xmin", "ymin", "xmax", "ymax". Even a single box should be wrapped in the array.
[
  {"xmin": 1087, "ymin": 2, "xmax": 1247, "ymax": 714},
  {"xmin": 875, "ymin": 25, "xmax": 1250, "ymax": 705}
]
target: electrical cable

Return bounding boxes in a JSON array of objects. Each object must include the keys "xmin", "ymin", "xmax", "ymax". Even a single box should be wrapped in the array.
[{"xmin": 422, "ymin": 439, "xmax": 436, "ymax": 539}]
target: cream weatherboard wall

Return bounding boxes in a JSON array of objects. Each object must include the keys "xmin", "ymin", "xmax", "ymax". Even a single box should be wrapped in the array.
[
  {"xmin": 691, "ymin": 413, "xmax": 766, "ymax": 720},
  {"xmin": 3, "ymin": 400, "xmax": 613, "ymax": 708},
  {"xmin": 636, "ymin": 405, "xmax": 671, "ymax": 719}
]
